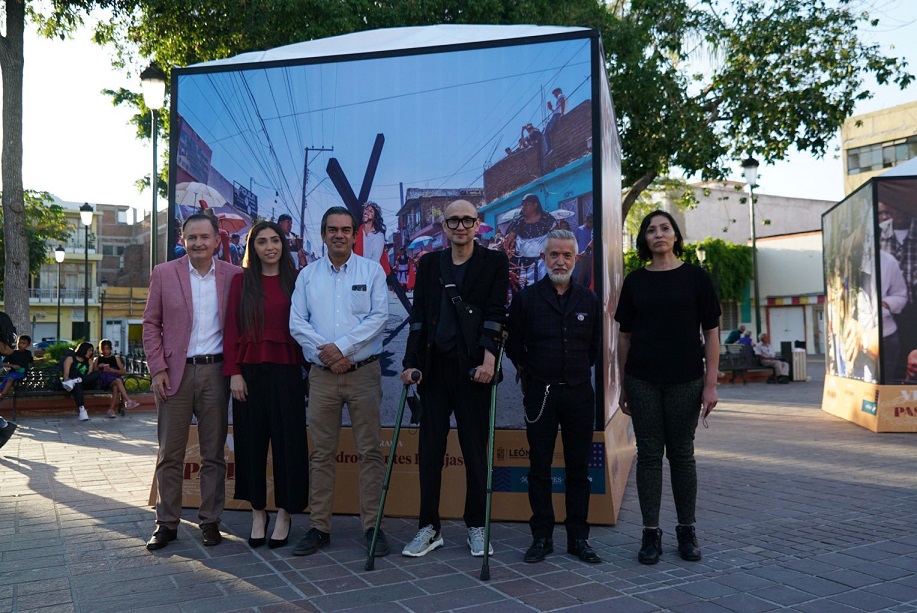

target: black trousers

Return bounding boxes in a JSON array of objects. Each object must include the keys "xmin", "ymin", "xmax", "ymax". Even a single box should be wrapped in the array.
[
  {"xmin": 524, "ymin": 379, "xmax": 595, "ymax": 541},
  {"xmin": 69, "ymin": 371, "xmax": 100, "ymax": 408},
  {"xmin": 232, "ymin": 363, "xmax": 309, "ymax": 512},
  {"xmin": 418, "ymin": 355, "xmax": 490, "ymax": 530}
]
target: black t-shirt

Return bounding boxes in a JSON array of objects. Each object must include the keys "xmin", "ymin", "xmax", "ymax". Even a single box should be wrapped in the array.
[
  {"xmin": 614, "ymin": 263, "xmax": 720, "ymax": 384},
  {"xmin": 433, "ymin": 259, "xmax": 470, "ymax": 354},
  {"xmin": 7, "ymin": 349, "xmax": 33, "ymax": 371}
]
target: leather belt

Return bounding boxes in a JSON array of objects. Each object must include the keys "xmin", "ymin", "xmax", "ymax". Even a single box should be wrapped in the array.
[
  {"xmin": 315, "ymin": 353, "xmax": 380, "ymax": 373},
  {"xmin": 186, "ymin": 353, "xmax": 223, "ymax": 365}
]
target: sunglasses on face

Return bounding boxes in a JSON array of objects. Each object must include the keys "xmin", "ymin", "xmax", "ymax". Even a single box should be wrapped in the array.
[{"xmin": 444, "ymin": 217, "xmax": 478, "ymax": 229}]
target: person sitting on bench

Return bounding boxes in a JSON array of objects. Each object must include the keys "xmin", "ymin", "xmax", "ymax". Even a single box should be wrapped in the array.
[{"xmin": 754, "ymin": 333, "xmax": 789, "ymax": 383}]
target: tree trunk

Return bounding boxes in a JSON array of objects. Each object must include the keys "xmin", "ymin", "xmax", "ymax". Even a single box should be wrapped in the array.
[
  {"xmin": 0, "ymin": 1, "xmax": 29, "ymax": 335},
  {"xmin": 621, "ymin": 170, "xmax": 658, "ymax": 223}
]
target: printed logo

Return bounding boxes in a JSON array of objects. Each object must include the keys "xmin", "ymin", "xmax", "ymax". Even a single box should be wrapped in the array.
[{"xmin": 861, "ymin": 400, "xmax": 877, "ymax": 415}]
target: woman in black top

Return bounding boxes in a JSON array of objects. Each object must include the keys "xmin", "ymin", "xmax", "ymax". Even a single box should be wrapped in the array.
[
  {"xmin": 95, "ymin": 339, "xmax": 141, "ymax": 418},
  {"xmin": 614, "ymin": 210, "xmax": 720, "ymax": 565},
  {"xmin": 62, "ymin": 342, "xmax": 100, "ymax": 421}
]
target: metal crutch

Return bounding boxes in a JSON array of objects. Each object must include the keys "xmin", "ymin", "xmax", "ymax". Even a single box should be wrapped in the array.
[
  {"xmin": 480, "ymin": 331, "xmax": 508, "ymax": 581},
  {"xmin": 365, "ymin": 370, "xmax": 420, "ymax": 570}
]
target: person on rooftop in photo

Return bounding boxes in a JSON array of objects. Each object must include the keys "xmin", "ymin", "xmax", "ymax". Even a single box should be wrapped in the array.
[{"xmin": 614, "ymin": 210, "xmax": 720, "ymax": 566}]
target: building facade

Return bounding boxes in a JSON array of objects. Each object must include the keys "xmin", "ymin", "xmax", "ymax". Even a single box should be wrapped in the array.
[{"xmin": 842, "ymin": 100, "xmax": 917, "ymax": 195}]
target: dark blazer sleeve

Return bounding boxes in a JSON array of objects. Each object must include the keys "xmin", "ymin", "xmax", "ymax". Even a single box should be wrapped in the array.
[
  {"xmin": 403, "ymin": 252, "xmax": 432, "ymax": 370},
  {"xmin": 477, "ymin": 248, "xmax": 510, "ymax": 355},
  {"xmin": 505, "ymin": 286, "xmax": 526, "ymax": 369}
]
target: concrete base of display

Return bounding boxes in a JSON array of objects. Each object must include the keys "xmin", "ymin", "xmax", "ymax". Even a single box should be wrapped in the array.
[
  {"xmin": 148, "ymin": 411, "xmax": 635, "ymax": 526},
  {"xmin": 822, "ymin": 374, "xmax": 917, "ymax": 432}
]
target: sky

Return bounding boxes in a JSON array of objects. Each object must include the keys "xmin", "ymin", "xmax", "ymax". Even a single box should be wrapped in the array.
[
  {"xmin": 174, "ymin": 37, "xmax": 591, "ymax": 245},
  {"xmin": 10, "ymin": 2, "xmax": 917, "ymax": 222}
]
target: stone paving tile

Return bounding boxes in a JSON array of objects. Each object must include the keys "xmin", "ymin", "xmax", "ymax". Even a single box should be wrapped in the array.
[{"xmin": 3, "ymin": 364, "xmax": 917, "ymax": 612}]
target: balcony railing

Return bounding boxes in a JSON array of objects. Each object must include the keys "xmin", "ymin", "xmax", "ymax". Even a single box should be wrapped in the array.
[{"xmin": 29, "ymin": 287, "xmax": 98, "ymax": 302}]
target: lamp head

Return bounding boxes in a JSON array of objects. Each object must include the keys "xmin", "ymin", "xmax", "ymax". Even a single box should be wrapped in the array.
[
  {"xmin": 741, "ymin": 156, "xmax": 760, "ymax": 187},
  {"xmin": 696, "ymin": 246, "xmax": 706, "ymax": 264},
  {"xmin": 140, "ymin": 63, "xmax": 167, "ymax": 111},
  {"xmin": 79, "ymin": 202, "xmax": 93, "ymax": 227},
  {"xmin": 54, "ymin": 245, "xmax": 66, "ymax": 263}
]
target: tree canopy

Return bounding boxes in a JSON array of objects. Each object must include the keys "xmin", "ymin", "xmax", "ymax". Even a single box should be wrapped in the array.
[
  {"xmin": 0, "ymin": 190, "xmax": 72, "ymax": 298},
  {"xmin": 39, "ymin": 0, "xmax": 917, "ymax": 222}
]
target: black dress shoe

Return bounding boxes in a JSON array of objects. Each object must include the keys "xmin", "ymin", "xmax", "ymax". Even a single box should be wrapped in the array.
[
  {"xmin": 639, "ymin": 527, "xmax": 662, "ymax": 564},
  {"xmin": 249, "ymin": 510, "xmax": 270, "ymax": 548},
  {"xmin": 292, "ymin": 528, "xmax": 330, "ymax": 556},
  {"xmin": 675, "ymin": 525, "xmax": 702, "ymax": 561},
  {"xmin": 146, "ymin": 527, "xmax": 178, "ymax": 551},
  {"xmin": 269, "ymin": 515, "xmax": 291, "ymax": 549},
  {"xmin": 201, "ymin": 523, "xmax": 222, "ymax": 546},
  {"xmin": 524, "ymin": 537, "xmax": 554, "ymax": 563},
  {"xmin": 365, "ymin": 528, "xmax": 390, "ymax": 557},
  {"xmin": 567, "ymin": 538, "xmax": 601, "ymax": 563}
]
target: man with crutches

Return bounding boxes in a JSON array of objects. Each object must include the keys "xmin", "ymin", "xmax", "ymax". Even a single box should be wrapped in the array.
[
  {"xmin": 506, "ymin": 229, "xmax": 602, "ymax": 564},
  {"xmin": 400, "ymin": 199, "xmax": 509, "ymax": 558}
]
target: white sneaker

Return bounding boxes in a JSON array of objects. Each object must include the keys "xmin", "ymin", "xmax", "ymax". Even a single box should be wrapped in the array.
[
  {"xmin": 467, "ymin": 527, "xmax": 493, "ymax": 557},
  {"xmin": 402, "ymin": 524, "xmax": 444, "ymax": 557},
  {"xmin": 62, "ymin": 378, "xmax": 81, "ymax": 392},
  {"xmin": 78, "ymin": 407, "xmax": 90, "ymax": 421},
  {"xmin": 125, "ymin": 400, "xmax": 141, "ymax": 410}
]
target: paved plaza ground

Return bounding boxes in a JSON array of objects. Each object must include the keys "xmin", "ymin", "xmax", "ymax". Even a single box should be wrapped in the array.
[{"xmin": 0, "ymin": 360, "xmax": 915, "ymax": 612}]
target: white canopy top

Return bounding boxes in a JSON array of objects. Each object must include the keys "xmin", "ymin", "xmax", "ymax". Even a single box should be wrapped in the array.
[
  {"xmin": 191, "ymin": 24, "xmax": 590, "ymax": 68},
  {"xmin": 880, "ymin": 155, "xmax": 917, "ymax": 178}
]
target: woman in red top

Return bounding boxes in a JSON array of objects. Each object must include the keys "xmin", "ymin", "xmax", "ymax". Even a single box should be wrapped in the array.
[{"xmin": 224, "ymin": 220, "xmax": 309, "ymax": 549}]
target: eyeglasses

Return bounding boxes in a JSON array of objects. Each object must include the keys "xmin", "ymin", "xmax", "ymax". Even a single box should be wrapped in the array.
[{"xmin": 444, "ymin": 217, "xmax": 478, "ymax": 229}]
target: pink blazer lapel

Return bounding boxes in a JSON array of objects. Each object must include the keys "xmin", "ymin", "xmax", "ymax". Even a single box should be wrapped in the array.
[{"xmin": 176, "ymin": 257, "xmax": 194, "ymax": 322}]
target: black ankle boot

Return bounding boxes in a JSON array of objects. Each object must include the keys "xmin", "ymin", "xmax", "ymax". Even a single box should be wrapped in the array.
[
  {"xmin": 675, "ymin": 525, "xmax": 702, "ymax": 561},
  {"xmin": 638, "ymin": 527, "xmax": 662, "ymax": 564}
]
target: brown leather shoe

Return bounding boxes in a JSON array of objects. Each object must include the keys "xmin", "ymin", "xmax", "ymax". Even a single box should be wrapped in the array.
[
  {"xmin": 201, "ymin": 524, "xmax": 222, "ymax": 546},
  {"xmin": 146, "ymin": 527, "xmax": 177, "ymax": 551}
]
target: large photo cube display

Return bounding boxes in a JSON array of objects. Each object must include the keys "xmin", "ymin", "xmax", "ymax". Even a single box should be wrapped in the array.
[{"xmin": 168, "ymin": 25, "xmax": 623, "ymax": 431}]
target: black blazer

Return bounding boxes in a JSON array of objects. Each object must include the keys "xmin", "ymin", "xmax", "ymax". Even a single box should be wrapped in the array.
[{"xmin": 403, "ymin": 244, "xmax": 509, "ymax": 374}]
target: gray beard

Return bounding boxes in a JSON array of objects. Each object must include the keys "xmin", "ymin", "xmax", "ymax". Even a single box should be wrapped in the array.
[{"xmin": 547, "ymin": 270, "xmax": 572, "ymax": 284}]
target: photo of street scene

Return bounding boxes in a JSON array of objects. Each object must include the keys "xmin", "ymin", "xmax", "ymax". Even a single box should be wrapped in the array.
[
  {"xmin": 170, "ymin": 35, "xmax": 597, "ymax": 428},
  {"xmin": 823, "ymin": 188, "xmax": 881, "ymax": 383}
]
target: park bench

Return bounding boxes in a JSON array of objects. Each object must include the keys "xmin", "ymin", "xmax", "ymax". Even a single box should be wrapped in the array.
[
  {"xmin": 719, "ymin": 344, "xmax": 775, "ymax": 385},
  {"xmin": 8, "ymin": 360, "xmax": 149, "ymax": 420}
]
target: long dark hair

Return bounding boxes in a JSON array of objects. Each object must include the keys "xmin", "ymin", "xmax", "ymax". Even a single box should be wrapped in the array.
[
  {"xmin": 363, "ymin": 201, "xmax": 386, "ymax": 235},
  {"xmin": 74, "ymin": 341, "xmax": 93, "ymax": 360},
  {"xmin": 238, "ymin": 221, "xmax": 297, "ymax": 338},
  {"xmin": 635, "ymin": 210, "xmax": 684, "ymax": 260}
]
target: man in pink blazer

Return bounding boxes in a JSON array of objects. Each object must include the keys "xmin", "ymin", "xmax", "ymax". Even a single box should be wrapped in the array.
[{"xmin": 143, "ymin": 213, "xmax": 242, "ymax": 551}]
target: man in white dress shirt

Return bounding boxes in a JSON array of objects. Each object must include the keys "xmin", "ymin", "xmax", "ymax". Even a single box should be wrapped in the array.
[{"xmin": 289, "ymin": 206, "xmax": 390, "ymax": 557}]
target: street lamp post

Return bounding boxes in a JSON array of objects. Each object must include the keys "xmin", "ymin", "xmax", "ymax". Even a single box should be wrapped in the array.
[
  {"xmin": 54, "ymin": 245, "xmax": 65, "ymax": 341},
  {"xmin": 80, "ymin": 203, "xmax": 93, "ymax": 340},
  {"xmin": 742, "ymin": 156, "xmax": 762, "ymax": 336},
  {"xmin": 141, "ymin": 63, "xmax": 167, "ymax": 272},
  {"xmin": 99, "ymin": 280, "xmax": 108, "ymax": 340}
]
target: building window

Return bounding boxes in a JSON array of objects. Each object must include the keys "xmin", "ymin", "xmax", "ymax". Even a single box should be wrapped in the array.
[
  {"xmin": 102, "ymin": 245, "xmax": 126, "ymax": 256},
  {"xmin": 720, "ymin": 301, "xmax": 740, "ymax": 334},
  {"xmin": 847, "ymin": 135, "xmax": 917, "ymax": 175}
]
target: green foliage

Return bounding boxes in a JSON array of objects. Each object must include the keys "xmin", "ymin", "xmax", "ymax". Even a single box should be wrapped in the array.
[
  {"xmin": 0, "ymin": 190, "xmax": 72, "ymax": 298},
  {"xmin": 42, "ymin": 0, "xmax": 910, "ymax": 215},
  {"xmin": 43, "ymin": 341, "xmax": 76, "ymax": 362},
  {"xmin": 623, "ymin": 238, "xmax": 752, "ymax": 302},
  {"xmin": 623, "ymin": 177, "xmax": 699, "ymax": 240}
]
